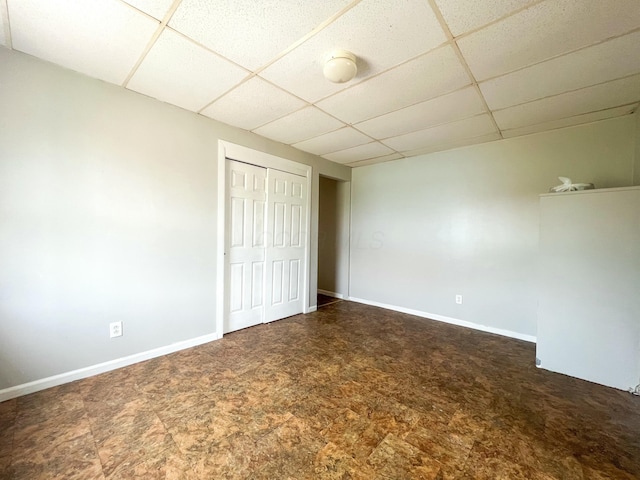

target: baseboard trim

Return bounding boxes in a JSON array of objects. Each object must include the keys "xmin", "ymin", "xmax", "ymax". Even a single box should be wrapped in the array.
[
  {"xmin": 317, "ymin": 289, "xmax": 344, "ymax": 299},
  {"xmin": 348, "ymin": 297, "xmax": 537, "ymax": 343},
  {"xmin": 306, "ymin": 305, "xmax": 318, "ymax": 313},
  {"xmin": 0, "ymin": 332, "xmax": 219, "ymax": 402}
]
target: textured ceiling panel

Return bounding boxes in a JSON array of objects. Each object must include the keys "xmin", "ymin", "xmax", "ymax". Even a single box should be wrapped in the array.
[
  {"xmin": 323, "ymin": 141, "xmax": 395, "ymax": 164},
  {"xmin": 201, "ymin": 77, "xmax": 306, "ymax": 130},
  {"xmin": 458, "ymin": 0, "xmax": 640, "ymax": 81},
  {"xmin": 9, "ymin": 0, "xmax": 159, "ymax": 85},
  {"xmin": 493, "ymin": 75, "xmax": 640, "ymax": 130},
  {"xmin": 316, "ymin": 46, "xmax": 470, "ymax": 124},
  {"xmin": 355, "ymin": 86, "xmax": 485, "ymax": 139},
  {"xmin": 169, "ymin": 0, "xmax": 351, "ymax": 70},
  {"xmin": 0, "ymin": 2, "xmax": 7, "ymax": 46},
  {"xmin": 252, "ymin": 106, "xmax": 344, "ymax": 144},
  {"xmin": 501, "ymin": 105, "xmax": 637, "ymax": 138},
  {"xmin": 434, "ymin": 0, "xmax": 534, "ymax": 36},
  {"xmin": 480, "ymin": 31, "xmax": 640, "ymax": 110},
  {"xmin": 121, "ymin": 0, "xmax": 174, "ymax": 20},
  {"xmin": 383, "ymin": 114, "xmax": 497, "ymax": 152},
  {"xmin": 402, "ymin": 132, "xmax": 501, "ymax": 158},
  {"xmin": 259, "ymin": 0, "xmax": 447, "ymax": 102},
  {"xmin": 128, "ymin": 29, "xmax": 249, "ymax": 112},
  {"xmin": 292, "ymin": 127, "xmax": 372, "ymax": 156},
  {"xmin": 345, "ymin": 153, "xmax": 403, "ymax": 167}
]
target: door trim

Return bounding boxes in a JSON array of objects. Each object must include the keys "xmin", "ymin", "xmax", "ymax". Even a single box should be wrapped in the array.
[{"xmin": 216, "ymin": 141, "xmax": 312, "ymax": 338}]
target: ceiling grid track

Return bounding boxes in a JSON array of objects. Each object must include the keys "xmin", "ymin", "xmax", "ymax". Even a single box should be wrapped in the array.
[
  {"xmin": 451, "ymin": 0, "xmax": 547, "ymax": 43},
  {"xmin": 121, "ymin": 0, "xmax": 184, "ymax": 87},
  {"xmin": 427, "ymin": 0, "xmax": 503, "ymax": 140}
]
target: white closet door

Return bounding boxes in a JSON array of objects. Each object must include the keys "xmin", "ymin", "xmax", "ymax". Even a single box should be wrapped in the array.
[
  {"xmin": 225, "ymin": 160, "xmax": 267, "ymax": 333},
  {"xmin": 265, "ymin": 168, "xmax": 307, "ymax": 322}
]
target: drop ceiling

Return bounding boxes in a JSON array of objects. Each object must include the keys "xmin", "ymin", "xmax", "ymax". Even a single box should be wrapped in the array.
[{"xmin": 1, "ymin": 0, "xmax": 639, "ymax": 167}]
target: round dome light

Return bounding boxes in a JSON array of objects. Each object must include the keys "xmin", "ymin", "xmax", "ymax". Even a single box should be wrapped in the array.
[{"xmin": 323, "ymin": 49, "xmax": 357, "ymax": 83}]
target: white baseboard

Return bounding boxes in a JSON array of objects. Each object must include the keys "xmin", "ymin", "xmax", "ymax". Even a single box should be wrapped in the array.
[
  {"xmin": 317, "ymin": 289, "xmax": 344, "ymax": 299},
  {"xmin": 0, "ymin": 332, "xmax": 219, "ymax": 402},
  {"xmin": 306, "ymin": 305, "xmax": 318, "ymax": 313},
  {"xmin": 348, "ymin": 297, "xmax": 537, "ymax": 343}
]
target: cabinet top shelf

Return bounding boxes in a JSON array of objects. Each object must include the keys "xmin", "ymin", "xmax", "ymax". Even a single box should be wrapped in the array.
[{"xmin": 539, "ymin": 185, "xmax": 640, "ymax": 198}]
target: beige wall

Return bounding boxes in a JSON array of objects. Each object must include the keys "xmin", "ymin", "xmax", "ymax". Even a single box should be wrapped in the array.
[
  {"xmin": 0, "ymin": 47, "xmax": 350, "ymax": 392},
  {"xmin": 318, "ymin": 177, "xmax": 339, "ymax": 294},
  {"xmin": 635, "ymin": 108, "xmax": 640, "ymax": 186},
  {"xmin": 317, "ymin": 176, "xmax": 350, "ymax": 297},
  {"xmin": 350, "ymin": 115, "xmax": 637, "ymax": 338}
]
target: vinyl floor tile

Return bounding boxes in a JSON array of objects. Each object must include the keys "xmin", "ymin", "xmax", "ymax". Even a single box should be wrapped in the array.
[
  {"xmin": 8, "ymin": 430, "xmax": 104, "ymax": 480},
  {"xmin": 321, "ymin": 408, "xmax": 387, "ymax": 462},
  {"xmin": 253, "ymin": 415, "xmax": 326, "ymax": 479},
  {"xmin": 313, "ymin": 441, "xmax": 374, "ymax": 479},
  {"xmin": 367, "ymin": 433, "xmax": 442, "ymax": 480}
]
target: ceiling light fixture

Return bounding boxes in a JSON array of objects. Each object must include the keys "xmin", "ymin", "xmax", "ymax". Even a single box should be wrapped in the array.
[{"xmin": 323, "ymin": 49, "xmax": 358, "ymax": 83}]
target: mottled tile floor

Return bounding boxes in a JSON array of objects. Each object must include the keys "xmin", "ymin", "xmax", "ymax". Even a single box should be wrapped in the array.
[{"xmin": 1, "ymin": 301, "xmax": 639, "ymax": 479}]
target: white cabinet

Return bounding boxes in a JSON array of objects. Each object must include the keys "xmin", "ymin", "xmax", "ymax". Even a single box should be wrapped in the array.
[{"xmin": 537, "ymin": 186, "xmax": 640, "ymax": 391}]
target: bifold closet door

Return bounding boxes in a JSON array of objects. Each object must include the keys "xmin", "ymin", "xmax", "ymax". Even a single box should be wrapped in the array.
[
  {"xmin": 225, "ymin": 160, "xmax": 267, "ymax": 333},
  {"xmin": 264, "ymin": 168, "xmax": 307, "ymax": 323}
]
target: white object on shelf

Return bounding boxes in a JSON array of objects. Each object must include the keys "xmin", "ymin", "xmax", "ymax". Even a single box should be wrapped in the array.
[{"xmin": 549, "ymin": 176, "xmax": 594, "ymax": 192}]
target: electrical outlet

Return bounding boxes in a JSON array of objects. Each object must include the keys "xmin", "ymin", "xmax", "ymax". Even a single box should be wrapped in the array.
[
  {"xmin": 109, "ymin": 321, "xmax": 123, "ymax": 338},
  {"xmin": 455, "ymin": 294, "xmax": 463, "ymax": 305}
]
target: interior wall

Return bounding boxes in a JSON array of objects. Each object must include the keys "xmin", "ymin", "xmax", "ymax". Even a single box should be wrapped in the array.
[
  {"xmin": 318, "ymin": 177, "xmax": 338, "ymax": 294},
  {"xmin": 350, "ymin": 115, "xmax": 636, "ymax": 338},
  {"xmin": 317, "ymin": 176, "xmax": 350, "ymax": 298},
  {"xmin": 635, "ymin": 108, "xmax": 640, "ymax": 186},
  {"xmin": 0, "ymin": 47, "xmax": 350, "ymax": 391},
  {"xmin": 335, "ymin": 180, "xmax": 351, "ymax": 298}
]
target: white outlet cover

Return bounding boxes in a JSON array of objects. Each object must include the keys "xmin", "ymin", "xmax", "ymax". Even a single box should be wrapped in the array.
[{"xmin": 109, "ymin": 321, "xmax": 123, "ymax": 338}]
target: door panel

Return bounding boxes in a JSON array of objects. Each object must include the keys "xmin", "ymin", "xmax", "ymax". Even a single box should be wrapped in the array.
[
  {"xmin": 289, "ymin": 259, "xmax": 300, "ymax": 300},
  {"xmin": 271, "ymin": 260, "xmax": 284, "ymax": 305},
  {"xmin": 265, "ymin": 169, "xmax": 307, "ymax": 322},
  {"xmin": 225, "ymin": 160, "xmax": 267, "ymax": 333}
]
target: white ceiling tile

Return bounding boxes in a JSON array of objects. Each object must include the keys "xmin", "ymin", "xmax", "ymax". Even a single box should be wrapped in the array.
[
  {"xmin": 252, "ymin": 107, "xmax": 344, "ymax": 145},
  {"xmin": 201, "ymin": 77, "xmax": 306, "ymax": 130},
  {"xmin": 128, "ymin": 29, "xmax": 248, "ymax": 112},
  {"xmin": 121, "ymin": 0, "xmax": 174, "ymax": 20},
  {"xmin": 169, "ymin": 0, "xmax": 351, "ymax": 71},
  {"xmin": 316, "ymin": 46, "xmax": 471, "ymax": 124},
  {"xmin": 323, "ymin": 142, "xmax": 396, "ymax": 164},
  {"xmin": 435, "ymin": 0, "xmax": 534, "ymax": 36},
  {"xmin": 292, "ymin": 127, "xmax": 372, "ymax": 156},
  {"xmin": 355, "ymin": 86, "xmax": 485, "ymax": 139},
  {"xmin": 346, "ymin": 153, "xmax": 404, "ymax": 168},
  {"xmin": 0, "ymin": 2, "xmax": 7, "ymax": 46},
  {"xmin": 9, "ymin": 0, "xmax": 159, "ymax": 85},
  {"xmin": 493, "ymin": 75, "xmax": 640, "ymax": 130},
  {"xmin": 502, "ymin": 105, "xmax": 637, "ymax": 138},
  {"xmin": 382, "ymin": 114, "xmax": 497, "ymax": 152},
  {"xmin": 481, "ymin": 31, "xmax": 640, "ymax": 110},
  {"xmin": 402, "ymin": 132, "xmax": 501, "ymax": 157},
  {"xmin": 260, "ymin": 0, "xmax": 447, "ymax": 102},
  {"xmin": 458, "ymin": 0, "xmax": 640, "ymax": 81}
]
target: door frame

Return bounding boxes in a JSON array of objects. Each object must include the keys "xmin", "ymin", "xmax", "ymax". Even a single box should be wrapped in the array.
[{"xmin": 216, "ymin": 141, "xmax": 313, "ymax": 338}]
